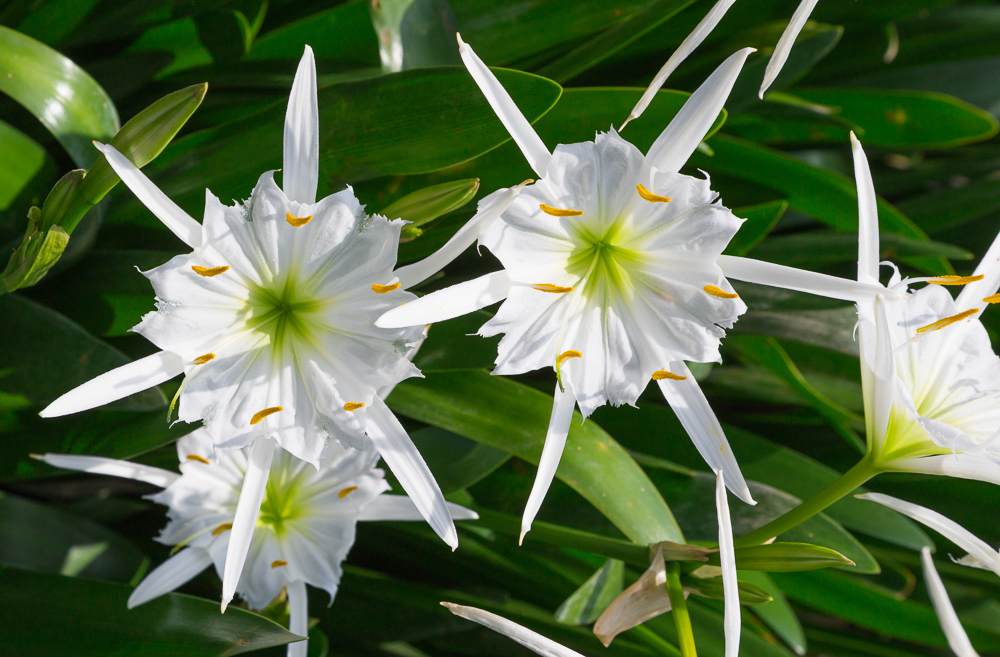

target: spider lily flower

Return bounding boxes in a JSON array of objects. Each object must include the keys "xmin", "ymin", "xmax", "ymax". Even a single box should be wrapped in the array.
[
  {"xmin": 621, "ymin": 0, "xmax": 822, "ymax": 129},
  {"xmin": 37, "ymin": 429, "xmax": 478, "ymax": 657},
  {"xmin": 38, "ymin": 45, "xmax": 464, "ymax": 610},
  {"xmin": 922, "ymin": 547, "xmax": 982, "ymax": 657}
]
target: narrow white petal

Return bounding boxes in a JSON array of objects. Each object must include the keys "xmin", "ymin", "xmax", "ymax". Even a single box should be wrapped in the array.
[
  {"xmin": 521, "ymin": 383, "xmax": 576, "ymax": 545},
  {"xmin": 921, "ymin": 547, "xmax": 981, "ymax": 657},
  {"xmin": 366, "ymin": 396, "xmax": 458, "ymax": 549},
  {"xmin": 38, "ymin": 454, "xmax": 178, "ymax": 488},
  {"xmin": 759, "ymin": 0, "xmax": 822, "ymax": 97},
  {"xmin": 623, "ymin": 0, "xmax": 739, "ymax": 128},
  {"xmin": 442, "ymin": 603, "xmax": 587, "ymax": 657},
  {"xmin": 286, "ymin": 579, "xmax": 309, "ymax": 657},
  {"xmin": 39, "ymin": 351, "xmax": 185, "ymax": 418},
  {"xmin": 852, "ymin": 132, "xmax": 880, "ymax": 285},
  {"xmin": 457, "ymin": 34, "xmax": 551, "ymax": 178},
  {"xmin": 127, "ymin": 548, "xmax": 212, "ymax": 608},
  {"xmin": 375, "ymin": 271, "xmax": 510, "ymax": 329},
  {"xmin": 892, "ymin": 454, "xmax": 1000, "ymax": 487},
  {"xmin": 957, "ymin": 228, "xmax": 1000, "ymax": 313},
  {"xmin": 859, "ymin": 493, "xmax": 1000, "ymax": 579},
  {"xmin": 657, "ymin": 362, "xmax": 755, "ymax": 504},
  {"xmin": 394, "ymin": 182, "xmax": 529, "ymax": 290},
  {"xmin": 358, "ymin": 496, "xmax": 479, "ymax": 522},
  {"xmin": 718, "ymin": 255, "xmax": 892, "ymax": 303},
  {"xmin": 716, "ymin": 471, "xmax": 741, "ymax": 657},
  {"xmin": 221, "ymin": 436, "xmax": 275, "ymax": 612},
  {"xmin": 645, "ymin": 48, "xmax": 755, "ymax": 174},
  {"xmin": 872, "ymin": 297, "xmax": 894, "ymax": 445},
  {"xmin": 94, "ymin": 142, "xmax": 202, "ymax": 248},
  {"xmin": 283, "ymin": 46, "xmax": 319, "ymax": 205}
]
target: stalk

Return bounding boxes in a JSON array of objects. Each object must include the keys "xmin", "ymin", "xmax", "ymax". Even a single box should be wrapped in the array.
[{"xmin": 665, "ymin": 562, "xmax": 697, "ymax": 657}]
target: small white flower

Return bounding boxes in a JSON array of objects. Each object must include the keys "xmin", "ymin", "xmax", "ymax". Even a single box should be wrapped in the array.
[
  {"xmin": 37, "ymin": 429, "xmax": 478, "ymax": 657},
  {"xmin": 38, "ymin": 45, "xmax": 470, "ymax": 609}
]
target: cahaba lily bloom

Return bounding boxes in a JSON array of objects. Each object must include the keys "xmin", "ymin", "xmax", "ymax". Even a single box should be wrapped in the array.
[
  {"xmin": 378, "ymin": 37, "xmax": 887, "ymax": 541},
  {"xmin": 37, "ymin": 45, "xmax": 513, "ymax": 610},
  {"xmin": 36, "ymin": 430, "xmax": 477, "ymax": 657}
]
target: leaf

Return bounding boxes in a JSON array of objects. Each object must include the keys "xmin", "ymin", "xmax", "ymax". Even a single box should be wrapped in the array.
[
  {"xmin": 897, "ymin": 176, "xmax": 1000, "ymax": 236},
  {"xmin": 748, "ymin": 230, "xmax": 972, "ymax": 266},
  {"xmin": 408, "ymin": 427, "xmax": 511, "ymax": 494},
  {"xmin": 387, "ymin": 370, "xmax": 684, "ymax": 544},
  {"xmin": 731, "ymin": 304, "xmax": 860, "ymax": 357},
  {"xmin": 728, "ymin": 542, "xmax": 854, "ymax": 572},
  {"xmin": 0, "ymin": 567, "xmax": 300, "ymax": 656},
  {"xmin": 247, "ymin": 0, "xmax": 381, "ymax": 63},
  {"xmin": 726, "ymin": 200, "xmax": 788, "ymax": 257},
  {"xmin": 0, "ymin": 24, "xmax": 118, "ymax": 167},
  {"xmin": 739, "ymin": 571, "xmax": 806, "ymax": 656},
  {"xmin": 555, "ymin": 559, "xmax": 625, "ymax": 625},
  {"xmin": 0, "ymin": 293, "xmax": 165, "ymax": 410},
  {"xmin": 0, "ymin": 119, "xmax": 47, "ymax": 210},
  {"xmin": 412, "ymin": 311, "xmax": 499, "ymax": 372},
  {"xmin": 0, "ymin": 491, "xmax": 145, "ymax": 582}
]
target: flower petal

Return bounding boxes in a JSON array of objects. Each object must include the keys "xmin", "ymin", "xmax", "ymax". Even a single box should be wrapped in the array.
[
  {"xmin": 716, "ymin": 470, "xmax": 741, "ymax": 657},
  {"xmin": 357, "ymin": 496, "xmax": 479, "ymax": 522},
  {"xmin": 858, "ymin": 493, "xmax": 1000, "ymax": 579},
  {"xmin": 366, "ymin": 396, "xmax": 458, "ymax": 549},
  {"xmin": 128, "ymin": 547, "xmax": 212, "ymax": 608},
  {"xmin": 921, "ymin": 547, "xmax": 981, "ymax": 657},
  {"xmin": 39, "ymin": 350, "xmax": 185, "ymax": 418},
  {"xmin": 645, "ymin": 48, "xmax": 755, "ymax": 175},
  {"xmin": 872, "ymin": 296, "xmax": 895, "ymax": 447},
  {"xmin": 622, "ymin": 0, "xmax": 740, "ymax": 128},
  {"xmin": 851, "ymin": 132, "xmax": 880, "ymax": 286},
  {"xmin": 892, "ymin": 453, "xmax": 1000, "ymax": 487},
  {"xmin": 441, "ymin": 603, "xmax": 588, "ymax": 657},
  {"xmin": 957, "ymin": 227, "xmax": 1000, "ymax": 314},
  {"xmin": 457, "ymin": 34, "xmax": 551, "ymax": 178},
  {"xmin": 93, "ymin": 142, "xmax": 202, "ymax": 248},
  {"xmin": 37, "ymin": 454, "xmax": 179, "ymax": 488},
  {"xmin": 283, "ymin": 46, "xmax": 319, "ymax": 205},
  {"xmin": 286, "ymin": 579, "xmax": 310, "ymax": 657},
  {"xmin": 593, "ymin": 546, "xmax": 672, "ymax": 646},
  {"xmin": 759, "ymin": 0, "xmax": 822, "ymax": 98},
  {"xmin": 375, "ymin": 270, "xmax": 510, "ymax": 329},
  {"xmin": 521, "ymin": 383, "xmax": 576, "ymax": 544},
  {"xmin": 717, "ymin": 255, "xmax": 892, "ymax": 303},
  {"xmin": 657, "ymin": 361, "xmax": 755, "ymax": 504},
  {"xmin": 221, "ymin": 436, "xmax": 275, "ymax": 612},
  {"xmin": 394, "ymin": 182, "xmax": 528, "ymax": 290}
]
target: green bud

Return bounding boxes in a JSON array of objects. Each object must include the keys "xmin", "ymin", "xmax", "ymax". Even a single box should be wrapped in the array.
[
  {"xmin": 726, "ymin": 542, "xmax": 855, "ymax": 572},
  {"xmin": 2, "ymin": 224, "xmax": 69, "ymax": 292},
  {"xmin": 381, "ymin": 178, "xmax": 480, "ymax": 241},
  {"xmin": 683, "ymin": 574, "xmax": 772, "ymax": 606}
]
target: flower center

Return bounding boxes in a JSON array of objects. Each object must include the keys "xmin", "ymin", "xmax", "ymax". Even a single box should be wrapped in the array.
[
  {"xmin": 257, "ymin": 464, "xmax": 312, "ymax": 536},
  {"xmin": 246, "ymin": 276, "xmax": 327, "ymax": 351},
  {"xmin": 567, "ymin": 223, "xmax": 643, "ymax": 301}
]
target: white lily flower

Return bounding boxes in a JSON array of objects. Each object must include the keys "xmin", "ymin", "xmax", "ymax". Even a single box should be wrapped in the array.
[
  {"xmin": 39, "ymin": 45, "xmax": 461, "ymax": 608},
  {"xmin": 38, "ymin": 429, "xmax": 478, "ymax": 657},
  {"xmin": 621, "ymin": 0, "xmax": 823, "ymax": 129},
  {"xmin": 921, "ymin": 547, "xmax": 982, "ymax": 657}
]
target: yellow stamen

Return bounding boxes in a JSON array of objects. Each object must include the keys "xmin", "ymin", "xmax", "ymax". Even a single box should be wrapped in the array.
[
  {"xmin": 271, "ymin": 560, "xmax": 288, "ymax": 569},
  {"xmin": 285, "ymin": 212, "xmax": 312, "ymax": 227},
  {"xmin": 557, "ymin": 350, "xmax": 582, "ymax": 366},
  {"xmin": 343, "ymin": 402, "xmax": 365, "ymax": 412},
  {"xmin": 704, "ymin": 285, "xmax": 739, "ymax": 299},
  {"xmin": 193, "ymin": 353, "xmax": 215, "ymax": 365},
  {"xmin": 928, "ymin": 274, "xmax": 985, "ymax": 286},
  {"xmin": 372, "ymin": 282, "xmax": 401, "ymax": 294},
  {"xmin": 191, "ymin": 265, "xmax": 229, "ymax": 277},
  {"xmin": 652, "ymin": 370, "xmax": 687, "ymax": 381},
  {"xmin": 916, "ymin": 308, "xmax": 979, "ymax": 333},
  {"xmin": 186, "ymin": 454, "xmax": 210, "ymax": 465},
  {"xmin": 532, "ymin": 283, "xmax": 574, "ymax": 294},
  {"xmin": 984, "ymin": 293, "xmax": 1000, "ymax": 304},
  {"xmin": 250, "ymin": 406, "xmax": 283, "ymax": 425},
  {"xmin": 212, "ymin": 523, "xmax": 233, "ymax": 536},
  {"xmin": 539, "ymin": 204, "xmax": 583, "ymax": 217},
  {"xmin": 338, "ymin": 486, "xmax": 358, "ymax": 499},
  {"xmin": 637, "ymin": 184, "xmax": 671, "ymax": 203}
]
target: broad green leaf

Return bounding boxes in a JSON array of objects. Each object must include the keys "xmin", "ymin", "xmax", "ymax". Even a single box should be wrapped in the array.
[
  {"xmin": 740, "ymin": 571, "xmax": 806, "ymax": 656},
  {"xmin": 0, "ymin": 293, "xmax": 164, "ymax": 411},
  {"xmin": 408, "ymin": 427, "xmax": 511, "ymax": 494},
  {"xmin": 0, "ymin": 119, "xmax": 46, "ymax": 209},
  {"xmin": 725, "ymin": 200, "xmax": 788, "ymax": 256},
  {"xmin": 732, "ymin": 305, "xmax": 860, "ymax": 357},
  {"xmin": 897, "ymin": 176, "xmax": 1000, "ymax": 236},
  {"xmin": 0, "ymin": 491, "xmax": 145, "ymax": 582},
  {"xmin": 387, "ymin": 370, "xmax": 684, "ymax": 544},
  {"xmin": 555, "ymin": 559, "xmax": 625, "ymax": 625},
  {"xmin": 748, "ymin": 230, "xmax": 972, "ymax": 266},
  {"xmin": 0, "ymin": 25, "xmax": 118, "ymax": 167},
  {"xmin": 0, "ymin": 567, "xmax": 300, "ymax": 656},
  {"xmin": 412, "ymin": 311, "xmax": 499, "ymax": 372},
  {"xmin": 248, "ymin": 0, "xmax": 380, "ymax": 63}
]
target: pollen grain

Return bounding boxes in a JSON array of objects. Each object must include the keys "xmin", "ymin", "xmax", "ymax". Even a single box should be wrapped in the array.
[
  {"xmin": 270, "ymin": 560, "xmax": 288, "ymax": 569},
  {"xmin": 532, "ymin": 283, "xmax": 574, "ymax": 294},
  {"xmin": 191, "ymin": 265, "xmax": 230, "ymax": 277},
  {"xmin": 704, "ymin": 285, "xmax": 739, "ymax": 299},
  {"xmin": 343, "ymin": 402, "xmax": 365, "ymax": 412},
  {"xmin": 928, "ymin": 274, "xmax": 985, "ymax": 286},
  {"xmin": 250, "ymin": 406, "xmax": 283, "ymax": 425},
  {"xmin": 557, "ymin": 350, "xmax": 582, "ymax": 366},
  {"xmin": 186, "ymin": 454, "xmax": 211, "ymax": 465},
  {"xmin": 193, "ymin": 353, "xmax": 215, "ymax": 365},
  {"xmin": 539, "ymin": 204, "xmax": 583, "ymax": 217},
  {"xmin": 985, "ymin": 293, "xmax": 1000, "ymax": 304},
  {"xmin": 916, "ymin": 308, "xmax": 978, "ymax": 334},
  {"xmin": 338, "ymin": 486, "xmax": 358, "ymax": 499},
  {"xmin": 372, "ymin": 282, "xmax": 402, "ymax": 294},
  {"xmin": 637, "ymin": 184, "xmax": 671, "ymax": 203},
  {"xmin": 285, "ymin": 212, "xmax": 312, "ymax": 227},
  {"xmin": 212, "ymin": 523, "xmax": 233, "ymax": 536},
  {"xmin": 652, "ymin": 370, "xmax": 687, "ymax": 381}
]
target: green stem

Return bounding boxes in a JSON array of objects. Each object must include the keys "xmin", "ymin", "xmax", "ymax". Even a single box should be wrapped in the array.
[
  {"xmin": 734, "ymin": 455, "xmax": 879, "ymax": 549},
  {"xmin": 665, "ymin": 562, "xmax": 697, "ymax": 657}
]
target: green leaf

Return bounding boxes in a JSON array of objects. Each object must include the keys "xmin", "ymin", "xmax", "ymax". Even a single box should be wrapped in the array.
[
  {"xmin": 387, "ymin": 370, "xmax": 684, "ymax": 544},
  {"xmin": 555, "ymin": 559, "xmax": 625, "ymax": 625},
  {"xmin": 683, "ymin": 574, "xmax": 772, "ymax": 605},
  {"xmin": 0, "ymin": 24, "xmax": 118, "ymax": 167},
  {"xmin": 725, "ymin": 201, "xmax": 787, "ymax": 257},
  {"xmin": 0, "ymin": 491, "xmax": 145, "ymax": 582},
  {"xmin": 897, "ymin": 176, "xmax": 1000, "ymax": 236},
  {"xmin": 0, "ymin": 119, "xmax": 46, "ymax": 210},
  {"xmin": 247, "ymin": 0, "xmax": 381, "ymax": 63},
  {"xmin": 408, "ymin": 427, "xmax": 511, "ymax": 494},
  {"xmin": 0, "ymin": 293, "xmax": 164, "ymax": 411},
  {"xmin": 0, "ymin": 567, "xmax": 300, "ymax": 656},
  {"xmin": 748, "ymin": 230, "xmax": 972, "ymax": 266},
  {"xmin": 731, "ymin": 304, "xmax": 860, "ymax": 357},
  {"xmin": 739, "ymin": 571, "xmax": 806, "ymax": 656},
  {"xmin": 2, "ymin": 223, "xmax": 69, "ymax": 292}
]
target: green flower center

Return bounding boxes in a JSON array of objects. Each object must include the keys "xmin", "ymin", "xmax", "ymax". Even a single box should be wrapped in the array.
[
  {"xmin": 246, "ymin": 275, "xmax": 327, "ymax": 351},
  {"xmin": 567, "ymin": 221, "xmax": 644, "ymax": 301},
  {"xmin": 257, "ymin": 464, "xmax": 312, "ymax": 536}
]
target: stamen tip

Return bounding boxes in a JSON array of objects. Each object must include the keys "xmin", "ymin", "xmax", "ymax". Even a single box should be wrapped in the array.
[{"xmin": 29, "ymin": 453, "xmax": 44, "ymax": 461}]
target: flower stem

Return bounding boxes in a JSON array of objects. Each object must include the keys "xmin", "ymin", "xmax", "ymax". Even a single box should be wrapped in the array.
[
  {"xmin": 665, "ymin": 561, "xmax": 697, "ymax": 657},
  {"xmin": 733, "ymin": 455, "xmax": 879, "ymax": 549}
]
